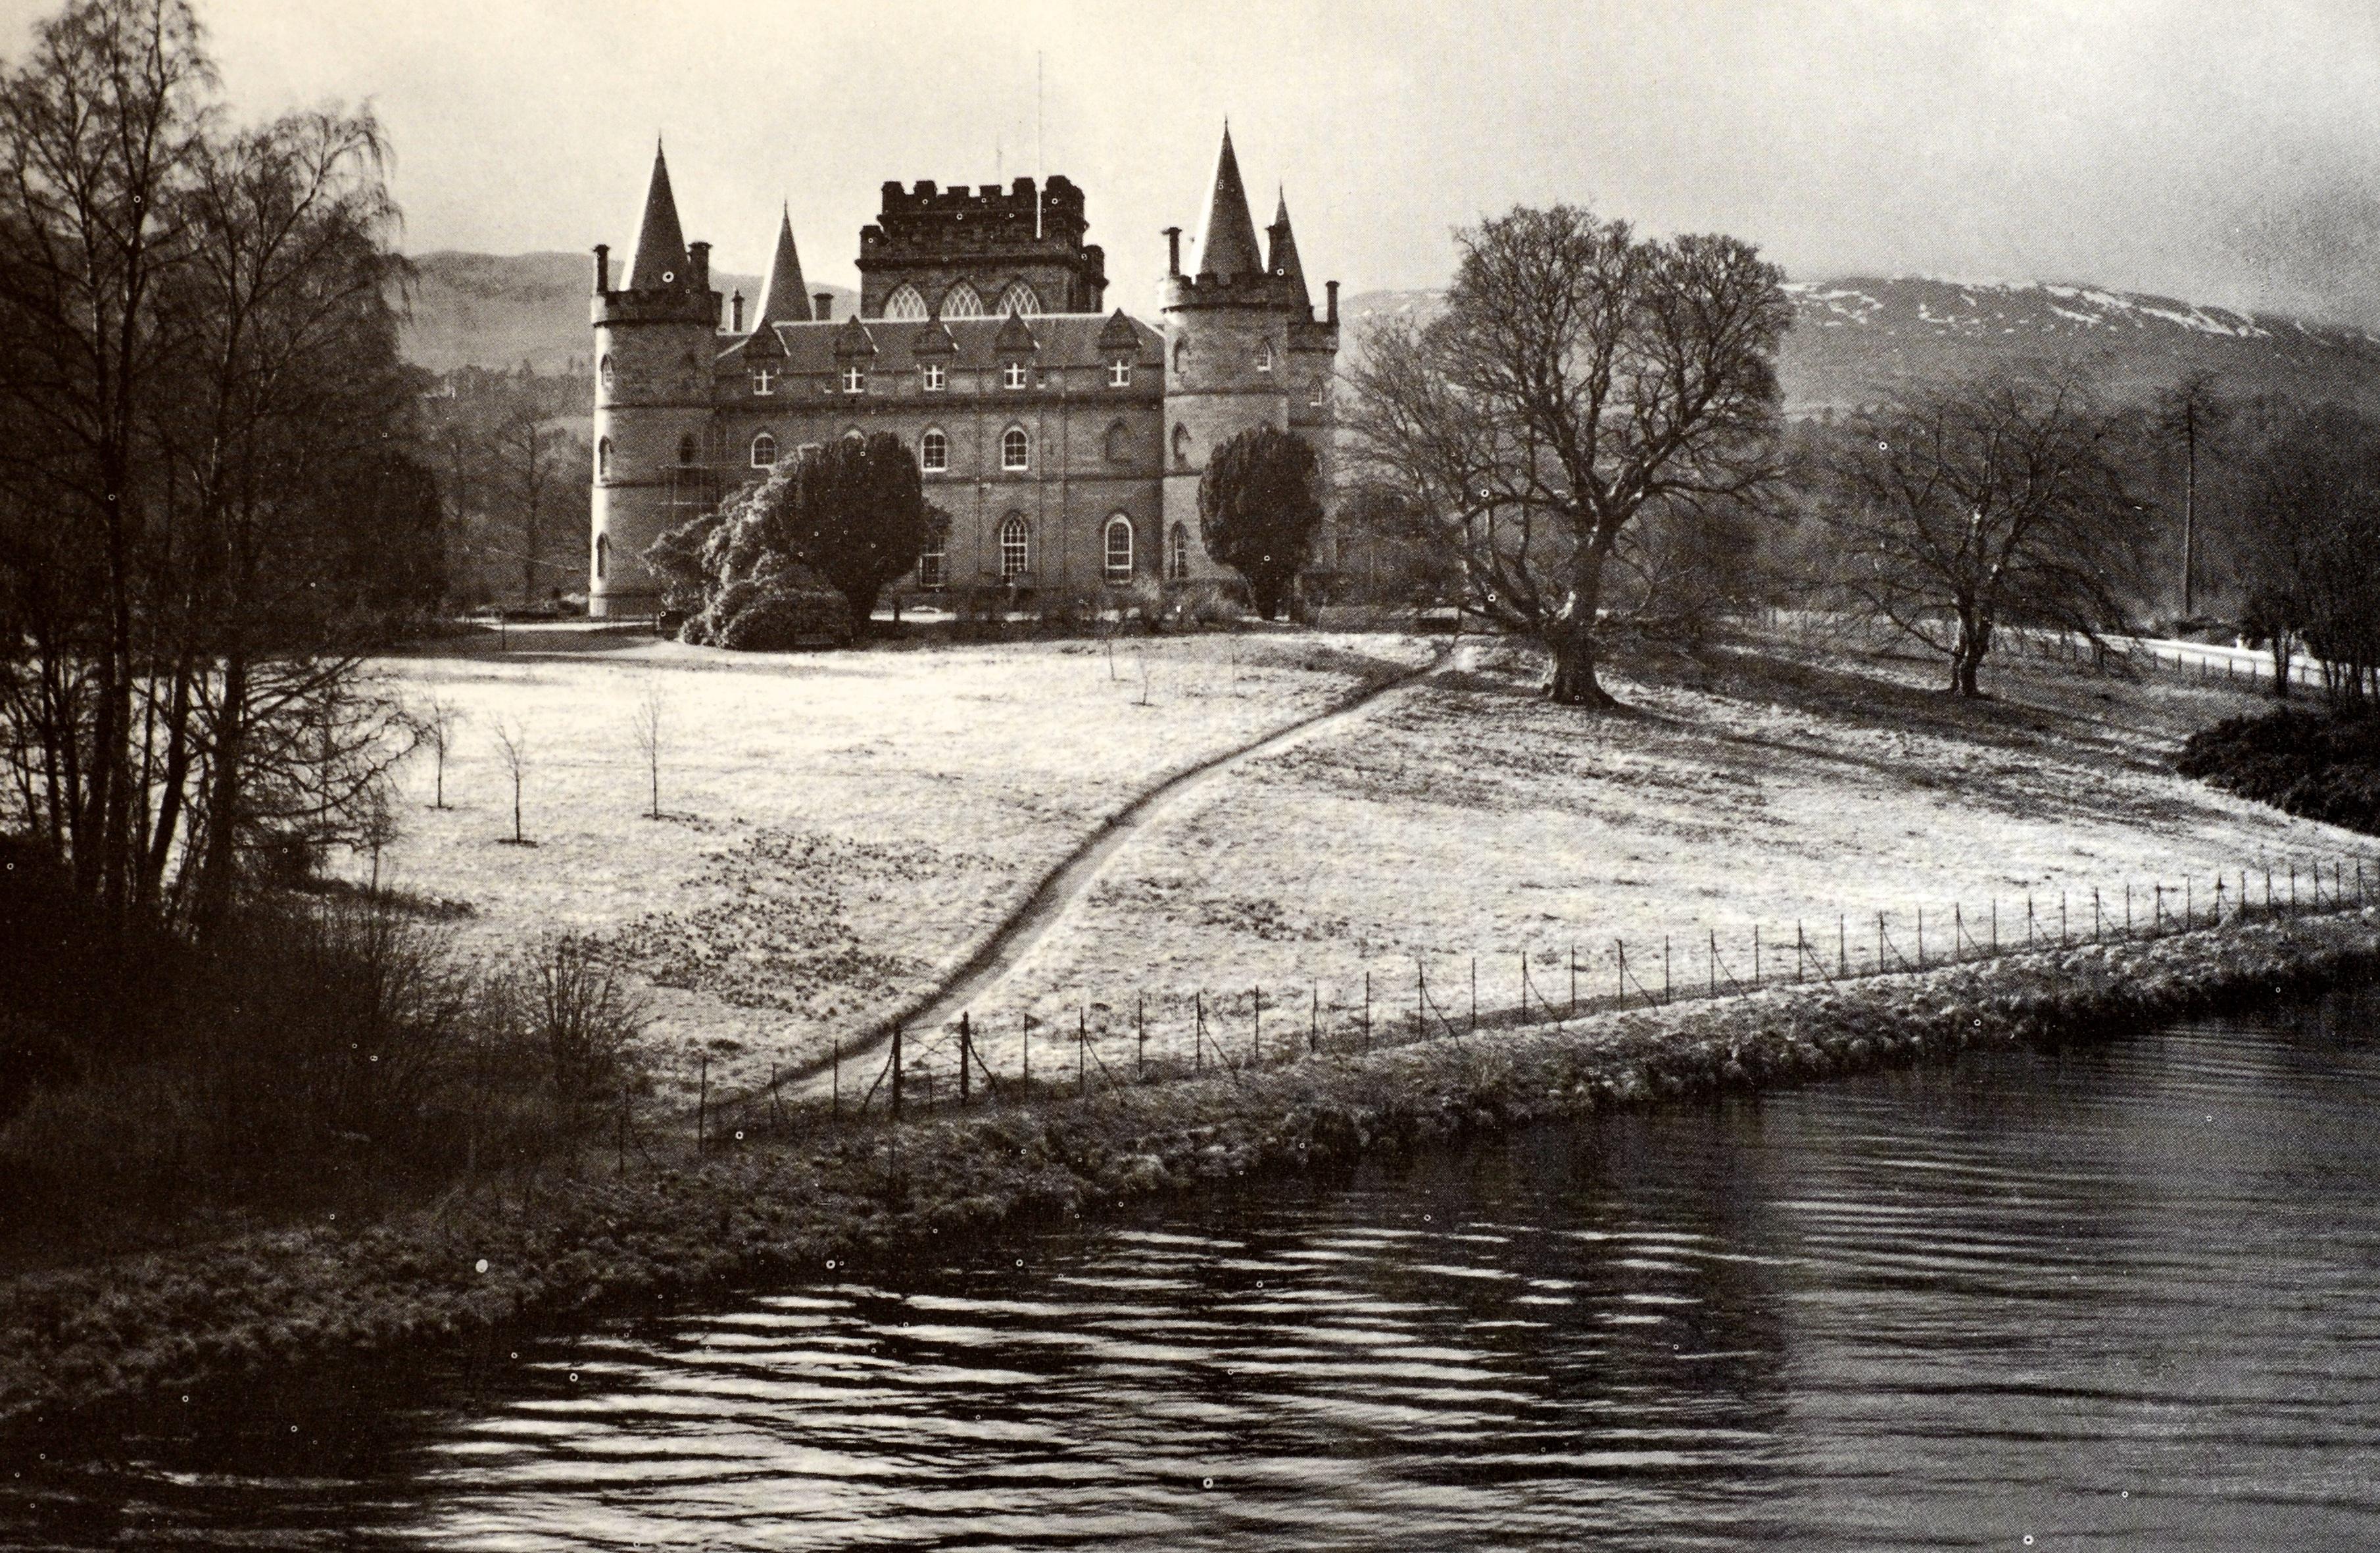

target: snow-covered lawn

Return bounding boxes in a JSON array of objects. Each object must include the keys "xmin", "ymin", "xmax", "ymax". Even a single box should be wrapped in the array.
[
  {"xmin": 960, "ymin": 638, "xmax": 2371, "ymax": 1076},
  {"xmin": 355, "ymin": 631, "xmax": 1434, "ymax": 1098}
]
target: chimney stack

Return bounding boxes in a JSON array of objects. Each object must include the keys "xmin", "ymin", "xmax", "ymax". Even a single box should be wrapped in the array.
[
  {"xmin": 1164, "ymin": 226, "xmax": 1182, "ymax": 278},
  {"xmin": 731, "ymin": 291, "xmax": 744, "ymax": 332},
  {"xmin": 1326, "ymin": 280, "xmax": 1339, "ymax": 326},
  {"xmin": 593, "ymin": 244, "xmax": 609, "ymax": 295},
  {"xmin": 687, "ymin": 239, "xmax": 711, "ymax": 292},
  {"xmin": 814, "ymin": 291, "xmax": 832, "ymax": 321}
]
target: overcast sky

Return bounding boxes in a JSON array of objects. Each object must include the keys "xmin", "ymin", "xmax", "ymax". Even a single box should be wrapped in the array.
[{"xmin": 8, "ymin": 0, "xmax": 2380, "ymax": 324}]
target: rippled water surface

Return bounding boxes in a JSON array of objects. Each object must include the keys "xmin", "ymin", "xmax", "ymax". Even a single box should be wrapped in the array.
[{"xmin": 11, "ymin": 993, "xmax": 2380, "ymax": 1550}]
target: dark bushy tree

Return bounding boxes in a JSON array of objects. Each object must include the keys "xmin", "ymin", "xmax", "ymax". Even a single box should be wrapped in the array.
[
  {"xmin": 1345, "ymin": 205, "xmax": 1791, "ymax": 705},
  {"xmin": 1198, "ymin": 424, "xmax": 1323, "ymax": 620},
  {"xmin": 2237, "ymin": 401, "xmax": 2380, "ymax": 710}
]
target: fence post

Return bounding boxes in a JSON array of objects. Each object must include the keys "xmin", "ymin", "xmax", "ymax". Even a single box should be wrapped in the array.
[
  {"xmin": 1196, "ymin": 991, "xmax": 1205, "ymax": 1072},
  {"xmin": 1023, "ymin": 1014, "xmax": 1031, "ymax": 1091},
  {"xmin": 1990, "ymin": 899, "xmax": 1998, "ymax": 954},
  {"xmin": 1518, "ymin": 952, "xmax": 1528, "ymax": 1022},
  {"xmin": 1709, "ymin": 929, "xmax": 1718, "ymax": 995},
  {"xmin": 1363, "ymin": 972, "xmax": 1371, "ymax": 1049},
  {"xmin": 1570, "ymin": 945, "xmax": 1578, "ymax": 1016},
  {"xmin": 1839, "ymin": 915, "xmax": 1849, "ymax": 977},
  {"xmin": 1469, "ymin": 957, "xmax": 1478, "ymax": 1033},
  {"xmin": 1753, "ymin": 924, "xmax": 1761, "ymax": 986},
  {"xmin": 1953, "ymin": 904, "xmax": 1962, "ymax": 964},
  {"xmin": 959, "ymin": 1013, "xmax": 972, "ymax": 1106},
  {"xmin": 832, "ymin": 1039, "xmax": 840, "ymax": 1119},
  {"xmin": 1877, "ymin": 911, "xmax": 1885, "ymax": 972},
  {"xmin": 1311, "ymin": 986, "xmax": 1321, "ymax": 1054},
  {"xmin": 1137, "ymin": 995, "xmax": 1146, "ymax": 1079},
  {"xmin": 1917, "ymin": 907, "xmax": 1925, "ymax": 969},
  {"xmin": 1795, "ymin": 922, "xmax": 1806, "ymax": 983},
  {"xmin": 697, "ymin": 1052, "xmax": 708, "ymax": 1156},
  {"xmin": 2093, "ymin": 888, "xmax": 2102, "ymax": 942},
  {"xmin": 2185, "ymin": 879, "xmax": 2192, "ymax": 927},
  {"xmin": 1254, "ymin": 985, "xmax": 1263, "ymax": 1063},
  {"xmin": 890, "ymin": 1024, "xmax": 904, "ymax": 1120},
  {"xmin": 1664, "ymin": 936, "xmax": 1673, "ymax": 1004},
  {"xmin": 1079, "ymin": 1008, "xmax": 1087, "ymax": 1097},
  {"xmin": 1415, "ymin": 958, "xmax": 1424, "ymax": 1042}
]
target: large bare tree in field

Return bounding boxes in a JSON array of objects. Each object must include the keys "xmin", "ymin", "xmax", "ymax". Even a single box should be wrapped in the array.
[
  {"xmin": 1345, "ymin": 205, "xmax": 1792, "ymax": 706},
  {"xmin": 1818, "ymin": 370, "xmax": 2147, "ymax": 698}
]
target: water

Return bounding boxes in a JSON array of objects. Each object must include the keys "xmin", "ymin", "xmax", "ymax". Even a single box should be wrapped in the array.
[{"xmin": 10, "ymin": 991, "xmax": 2380, "ymax": 1550}]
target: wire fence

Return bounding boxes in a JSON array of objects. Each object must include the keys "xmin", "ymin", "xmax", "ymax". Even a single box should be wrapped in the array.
[{"xmin": 666, "ymin": 848, "xmax": 2380, "ymax": 1156}]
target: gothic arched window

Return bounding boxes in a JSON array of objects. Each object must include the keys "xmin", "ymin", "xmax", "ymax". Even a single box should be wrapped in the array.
[
  {"xmin": 1166, "ymin": 522, "xmax": 1190, "ymax": 581},
  {"xmin": 1104, "ymin": 420, "xmax": 1130, "ymax": 463},
  {"xmin": 883, "ymin": 283, "xmax": 929, "ymax": 320},
  {"xmin": 920, "ymin": 427, "xmax": 948, "ymax": 472},
  {"xmin": 997, "ymin": 281, "xmax": 1041, "ymax": 317},
  {"xmin": 1104, "ymin": 515, "xmax": 1134, "ymax": 581},
  {"xmin": 1171, "ymin": 423, "xmax": 1191, "ymax": 469},
  {"xmin": 750, "ymin": 432, "xmax": 777, "ymax": 468},
  {"xmin": 1171, "ymin": 336, "xmax": 1188, "ymax": 372},
  {"xmin": 941, "ymin": 282, "xmax": 984, "ymax": 319},
  {"xmin": 999, "ymin": 514, "xmax": 1031, "ymax": 579},
  {"xmin": 677, "ymin": 432, "xmax": 698, "ymax": 466},
  {"xmin": 1002, "ymin": 426, "xmax": 1030, "ymax": 471},
  {"xmin": 597, "ymin": 437, "xmax": 612, "ymax": 478},
  {"xmin": 599, "ymin": 355, "xmax": 614, "ymax": 392},
  {"xmin": 595, "ymin": 533, "xmax": 610, "ymax": 581}
]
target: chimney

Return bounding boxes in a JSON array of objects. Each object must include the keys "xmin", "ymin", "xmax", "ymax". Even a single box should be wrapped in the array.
[
  {"xmin": 1164, "ymin": 226, "xmax": 1182, "ymax": 278},
  {"xmin": 814, "ymin": 291, "xmax": 832, "ymax": 321},
  {"xmin": 593, "ymin": 243, "xmax": 610, "ymax": 295},
  {"xmin": 731, "ymin": 291, "xmax": 744, "ymax": 332},
  {"xmin": 687, "ymin": 239, "xmax": 711, "ymax": 292},
  {"xmin": 1326, "ymin": 280, "xmax": 1339, "ymax": 326}
]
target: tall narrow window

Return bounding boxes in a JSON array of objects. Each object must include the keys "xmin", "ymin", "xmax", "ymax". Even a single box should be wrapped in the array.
[
  {"xmin": 1171, "ymin": 423, "xmax": 1191, "ymax": 469},
  {"xmin": 841, "ymin": 364, "xmax": 865, "ymax": 394},
  {"xmin": 597, "ymin": 437, "xmax": 612, "ymax": 478},
  {"xmin": 999, "ymin": 515, "xmax": 1031, "ymax": 579},
  {"xmin": 750, "ymin": 432, "xmax": 777, "ymax": 468},
  {"xmin": 1172, "ymin": 337, "xmax": 1188, "ymax": 372},
  {"xmin": 677, "ymin": 433, "xmax": 698, "ymax": 466},
  {"xmin": 1256, "ymin": 342, "xmax": 1273, "ymax": 372},
  {"xmin": 920, "ymin": 428, "xmax": 948, "ymax": 472},
  {"xmin": 917, "ymin": 537, "xmax": 946, "ymax": 589},
  {"xmin": 1166, "ymin": 522, "xmax": 1190, "ymax": 581},
  {"xmin": 883, "ymin": 283, "xmax": 929, "ymax": 320},
  {"xmin": 1109, "ymin": 357, "xmax": 1132, "ymax": 387},
  {"xmin": 1104, "ymin": 515, "xmax": 1134, "ymax": 581},
  {"xmin": 1002, "ymin": 360, "xmax": 1029, "ymax": 389},
  {"xmin": 997, "ymin": 281, "xmax": 1041, "ymax": 316},
  {"xmin": 600, "ymin": 355, "xmax": 615, "ymax": 392},
  {"xmin": 1002, "ymin": 426, "xmax": 1030, "ymax": 471},
  {"xmin": 595, "ymin": 533, "xmax": 610, "ymax": 580},
  {"xmin": 942, "ymin": 282, "xmax": 983, "ymax": 318},
  {"xmin": 1104, "ymin": 420, "xmax": 1129, "ymax": 463},
  {"xmin": 921, "ymin": 361, "xmax": 946, "ymax": 391}
]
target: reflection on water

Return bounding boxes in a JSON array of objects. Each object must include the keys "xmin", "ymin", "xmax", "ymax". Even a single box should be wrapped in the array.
[{"xmin": 9, "ymin": 990, "xmax": 2380, "ymax": 1550}]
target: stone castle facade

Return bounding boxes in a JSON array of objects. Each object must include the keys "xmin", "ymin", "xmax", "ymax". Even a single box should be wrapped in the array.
[{"xmin": 588, "ymin": 127, "xmax": 1340, "ymax": 617}]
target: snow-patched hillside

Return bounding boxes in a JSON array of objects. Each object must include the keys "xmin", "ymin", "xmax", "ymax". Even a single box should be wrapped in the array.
[{"xmin": 1345, "ymin": 278, "xmax": 2380, "ymax": 416}]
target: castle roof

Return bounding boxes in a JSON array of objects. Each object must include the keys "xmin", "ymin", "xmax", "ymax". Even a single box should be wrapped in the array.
[
  {"xmin": 719, "ymin": 312, "xmax": 1160, "ymax": 374},
  {"xmin": 1195, "ymin": 124, "xmax": 1264, "ymax": 282},
  {"xmin": 1267, "ymin": 189, "xmax": 1311, "ymax": 314},
  {"xmin": 626, "ymin": 141, "xmax": 690, "ymax": 291},
  {"xmin": 753, "ymin": 206, "xmax": 813, "ymax": 325}
]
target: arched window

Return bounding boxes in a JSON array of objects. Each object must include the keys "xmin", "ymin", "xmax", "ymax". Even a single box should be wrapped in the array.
[
  {"xmin": 842, "ymin": 426, "xmax": 865, "ymax": 443},
  {"xmin": 941, "ymin": 282, "xmax": 983, "ymax": 319},
  {"xmin": 920, "ymin": 427, "xmax": 948, "ymax": 472},
  {"xmin": 999, "ymin": 514, "xmax": 1031, "ymax": 579},
  {"xmin": 883, "ymin": 283, "xmax": 929, "ymax": 320},
  {"xmin": 595, "ymin": 533, "xmax": 610, "ymax": 581},
  {"xmin": 1104, "ymin": 515, "xmax": 1134, "ymax": 581},
  {"xmin": 1171, "ymin": 423, "xmax": 1191, "ymax": 469},
  {"xmin": 1256, "ymin": 341, "xmax": 1273, "ymax": 372},
  {"xmin": 1171, "ymin": 336, "xmax": 1188, "ymax": 372},
  {"xmin": 917, "ymin": 536, "xmax": 946, "ymax": 589},
  {"xmin": 1166, "ymin": 522, "xmax": 1190, "ymax": 581},
  {"xmin": 1104, "ymin": 420, "xmax": 1130, "ymax": 463},
  {"xmin": 677, "ymin": 432, "xmax": 698, "ymax": 466},
  {"xmin": 997, "ymin": 281, "xmax": 1041, "ymax": 316},
  {"xmin": 599, "ymin": 355, "xmax": 614, "ymax": 393},
  {"xmin": 597, "ymin": 437, "xmax": 612, "ymax": 478},
  {"xmin": 750, "ymin": 432, "xmax": 777, "ymax": 468},
  {"xmin": 1001, "ymin": 426, "xmax": 1030, "ymax": 471}
]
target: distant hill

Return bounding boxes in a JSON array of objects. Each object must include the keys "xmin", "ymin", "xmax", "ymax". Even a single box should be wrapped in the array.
[
  {"xmin": 1345, "ymin": 277, "xmax": 2380, "ymax": 416},
  {"xmin": 400, "ymin": 251, "xmax": 855, "ymax": 378}
]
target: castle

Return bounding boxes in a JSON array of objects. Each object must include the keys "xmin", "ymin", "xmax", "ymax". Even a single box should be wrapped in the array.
[{"xmin": 588, "ymin": 126, "xmax": 1341, "ymax": 617}]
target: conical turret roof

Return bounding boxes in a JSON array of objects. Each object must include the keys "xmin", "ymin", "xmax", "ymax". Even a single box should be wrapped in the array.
[
  {"xmin": 1267, "ymin": 187, "xmax": 1311, "ymax": 312},
  {"xmin": 1195, "ymin": 124, "xmax": 1264, "ymax": 282},
  {"xmin": 626, "ymin": 140, "xmax": 689, "ymax": 291},
  {"xmin": 753, "ymin": 205, "xmax": 812, "ymax": 325}
]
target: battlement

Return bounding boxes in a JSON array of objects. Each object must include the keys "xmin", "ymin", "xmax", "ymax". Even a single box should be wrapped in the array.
[
  {"xmin": 1160, "ymin": 268, "xmax": 1309, "ymax": 316},
  {"xmin": 856, "ymin": 173, "xmax": 1107, "ymax": 317}
]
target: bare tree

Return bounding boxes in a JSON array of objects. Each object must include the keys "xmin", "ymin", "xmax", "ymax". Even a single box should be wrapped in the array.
[
  {"xmin": 630, "ymin": 677, "xmax": 664, "ymax": 820},
  {"xmin": 489, "ymin": 717, "xmax": 529, "ymax": 845},
  {"xmin": 1344, "ymin": 205, "xmax": 1792, "ymax": 705},
  {"xmin": 2154, "ymin": 370, "xmax": 2227, "ymax": 620},
  {"xmin": 420, "ymin": 691, "xmax": 462, "ymax": 808},
  {"xmin": 1816, "ymin": 368, "xmax": 2148, "ymax": 697}
]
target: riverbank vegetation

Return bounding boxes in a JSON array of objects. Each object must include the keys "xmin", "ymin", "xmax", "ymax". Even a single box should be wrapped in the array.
[{"xmin": 2178, "ymin": 709, "xmax": 2380, "ymax": 836}]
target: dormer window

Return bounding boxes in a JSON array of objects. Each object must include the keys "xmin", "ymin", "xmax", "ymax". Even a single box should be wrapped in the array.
[
  {"xmin": 1003, "ymin": 360, "xmax": 1029, "ymax": 390},
  {"xmin": 1108, "ymin": 358, "xmax": 1132, "ymax": 387},
  {"xmin": 841, "ymin": 365, "xmax": 865, "ymax": 394},
  {"xmin": 752, "ymin": 368, "xmax": 777, "ymax": 395},
  {"xmin": 921, "ymin": 361, "xmax": 946, "ymax": 391}
]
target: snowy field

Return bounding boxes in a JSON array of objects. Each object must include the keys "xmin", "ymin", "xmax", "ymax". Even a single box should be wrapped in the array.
[
  {"xmin": 354, "ymin": 631, "xmax": 1433, "ymax": 1100},
  {"xmin": 957, "ymin": 637, "xmax": 2371, "ymax": 1077}
]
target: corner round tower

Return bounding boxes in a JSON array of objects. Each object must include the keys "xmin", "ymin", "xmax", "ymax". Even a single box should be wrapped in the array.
[
  {"xmin": 591, "ymin": 143, "xmax": 721, "ymax": 618},
  {"xmin": 1159, "ymin": 126, "xmax": 1338, "ymax": 586}
]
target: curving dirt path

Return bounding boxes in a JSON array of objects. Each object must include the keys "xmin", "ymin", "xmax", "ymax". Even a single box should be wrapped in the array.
[{"xmin": 750, "ymin": 649, "xmax": 1451, "ymax": 1105}]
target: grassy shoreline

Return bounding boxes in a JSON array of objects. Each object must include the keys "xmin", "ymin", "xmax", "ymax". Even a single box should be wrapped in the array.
[{"xmin": 5, "ymin": 905, "xmax": 2377, "ymax": 1435}]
